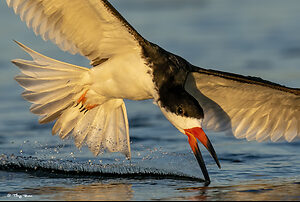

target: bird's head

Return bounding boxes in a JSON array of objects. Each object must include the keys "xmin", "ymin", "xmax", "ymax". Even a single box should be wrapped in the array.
[{"xmin": 157, "ymin": 86, "xmax": 220, "ymax": 182}]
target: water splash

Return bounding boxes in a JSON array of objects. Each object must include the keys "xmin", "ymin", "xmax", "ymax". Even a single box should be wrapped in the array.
[{"xmin": 0, "ymin": 154, "xmax": 204, "ymax": 182}]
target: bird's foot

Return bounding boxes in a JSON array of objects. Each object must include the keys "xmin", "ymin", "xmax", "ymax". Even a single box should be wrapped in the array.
[{"xmin": 76, "ymin": 90, "xmax": 99, "ymax": 113}]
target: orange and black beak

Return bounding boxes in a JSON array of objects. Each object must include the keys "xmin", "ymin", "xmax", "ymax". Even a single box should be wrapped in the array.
[{"xmin": 184, "ymin": 127, "xmax": 221, "ymax": 182}]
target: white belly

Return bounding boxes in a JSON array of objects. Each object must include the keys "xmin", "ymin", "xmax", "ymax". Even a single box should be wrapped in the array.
[{"xmin": 89, "ymin": 53, "xmax": 155, "ymax": 101}]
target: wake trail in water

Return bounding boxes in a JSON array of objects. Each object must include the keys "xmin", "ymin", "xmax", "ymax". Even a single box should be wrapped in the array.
[{"xmin": 0, "ymin": 154, "xmax": 204, "ymax": 182}]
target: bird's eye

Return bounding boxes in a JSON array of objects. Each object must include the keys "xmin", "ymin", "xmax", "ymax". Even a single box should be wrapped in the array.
[{"xmin": 177, "ymin": 106, "xmax": 184, "ymax": 115}]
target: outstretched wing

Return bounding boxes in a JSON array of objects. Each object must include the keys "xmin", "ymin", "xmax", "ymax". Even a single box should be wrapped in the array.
[
  {"xmin": 6, "ymin": 0, "xmax": 144, "ymax": 65},
  {"xmin": 185, "ymin": 68, "xmax": 300, "ymax": 142}
]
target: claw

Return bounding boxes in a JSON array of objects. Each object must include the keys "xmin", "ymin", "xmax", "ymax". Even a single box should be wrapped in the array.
[
  {"xmin": 76, "ymin": 90, "xmax": 99, "ymax": 113},
  {"xmin": 79, "ymin": 103, "xmax": 84, "ymax": 110}
]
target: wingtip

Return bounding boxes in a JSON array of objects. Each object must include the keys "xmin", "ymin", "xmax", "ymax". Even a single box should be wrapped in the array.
[
  {"xmin": 11, "ymin": 40, "xmax": 46, "ymax": 61},
  {"xmin": 13, "ymin": 40, "xmax": 26, "ymax": 49},
  {"xmin": 6, "ymin": 0, "xmax": 12, "ymax": 7},
  {"xmin": 12, "ymin": 40, "xmax": 32, "ymax": 55},
  {"xmin": 11, "ymin": 59, "xmax": 17, "ymax": 65}
]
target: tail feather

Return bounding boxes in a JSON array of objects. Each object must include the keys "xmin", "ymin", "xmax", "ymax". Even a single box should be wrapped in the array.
[
  {"xmin": 12, "ymin": 41, "xmax": 131, "ymax": 158},
  {"xmin": 12, "ymin": 59, "xmax": 82, "ymax": 78},
  {"xmin": 15, "ymin": 75, "xmax": 80, "ymax": 92},
  {"xmin": 13, "ymin": 40, "xmax": 87, "ymax": 71},
  {"xmin": 84, "ymin": 106, "xmax": 107, "ymax": 154},
  {"xmin": 39, "ymin": 110, "xmax": 64, "ymax": 124},
  {"xmin": 22, "ymin": 86, "xmax": 74, "ymax": 104},
  {"xmin": 81, "ymin": 100, "xmax": 131, "ymax": 157},
  {"xmin": 104, "ymin": 103, "xmax": 130, "ymax": 154},
  {"xmin": 73, "ymin": 110, "xmax": 95, "ymax": 147},
  {"xmin": 56, "ymin": 105, "xmax": 82, "ymax": 139},
  {"xmin": 29, "ymin": 93, "xmax": 75, "ymax": 115}
]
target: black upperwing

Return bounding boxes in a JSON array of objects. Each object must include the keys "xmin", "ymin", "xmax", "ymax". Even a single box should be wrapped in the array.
[
  {"xmin": 193, "ymin": 67, "xmax": 300, "ymax": 95},
  {"xmin": 185, "ymin": 66, "xmax": 300, "ymax": 142}
]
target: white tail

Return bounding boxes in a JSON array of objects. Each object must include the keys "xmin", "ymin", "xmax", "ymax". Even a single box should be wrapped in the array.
[{"xmin": 12, "ymin": 41, "xmax": 131, "ymax": 158}]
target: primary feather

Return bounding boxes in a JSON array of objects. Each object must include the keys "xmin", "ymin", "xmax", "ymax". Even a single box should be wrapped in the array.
[
  {"xmin": 185, "ymin": 71, "xmax": 300, "ymax": 142},
  {"xmin": 7, "ymin": 0, "xmax": 140, "ymax": 63}
]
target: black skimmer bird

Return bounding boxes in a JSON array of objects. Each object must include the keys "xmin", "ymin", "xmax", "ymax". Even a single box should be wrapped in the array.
[{"xmin": 6, "ymin": 0, "xmax": 300, "ymax": 183}]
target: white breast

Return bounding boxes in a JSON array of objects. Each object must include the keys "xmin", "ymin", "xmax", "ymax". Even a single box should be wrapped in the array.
[{"xmin": 89, "ymin": 52, "xmax": 156, "ymax": 101}]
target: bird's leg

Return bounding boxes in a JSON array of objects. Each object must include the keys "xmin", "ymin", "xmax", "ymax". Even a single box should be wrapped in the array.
[
  {"xmin": 77, "ymin": 90, "xmax": 88, "ymax": 104},
  {"xmin": 76, "ymin": 90, "xmax": 99, "ymax": 112},
  {"xmin": 85, "ymin": 104, "xmax": 99, "ymax": 110}
]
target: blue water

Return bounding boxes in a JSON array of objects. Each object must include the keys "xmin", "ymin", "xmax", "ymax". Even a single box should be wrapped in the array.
[{"xmin": 1, "ymin": 0, "xmax": 300, "ymax": 200}]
